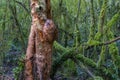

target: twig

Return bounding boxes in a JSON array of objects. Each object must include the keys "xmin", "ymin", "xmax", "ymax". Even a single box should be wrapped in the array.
[
  {"xmin": 104, "ymin": 36, "xmax": 120, "ymax": 45},
  {"xmin": 15, "ymin": 0, "xmax": 30, "ymax": 13},
  {"xmin": 86, "ymin": 36, "xmax": 120, "ymax": 49}
]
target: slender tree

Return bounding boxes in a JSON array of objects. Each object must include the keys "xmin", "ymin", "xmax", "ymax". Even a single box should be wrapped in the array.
[{"xmin": 25, "ymin": 0, "xmax": 57, "ymax": 80}]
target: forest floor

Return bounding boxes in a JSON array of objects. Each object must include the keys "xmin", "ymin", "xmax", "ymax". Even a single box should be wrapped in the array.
[
  {"xmin": 0, "ymin": 47, "xmax": 21, "ymax": 80},
  {"xmin": 0, "ymin": 48, "xmax": 61, "ymax": 80},
  {"xmin": 0, "ymin": 47, "xmax": 77, "ymax": 80}
]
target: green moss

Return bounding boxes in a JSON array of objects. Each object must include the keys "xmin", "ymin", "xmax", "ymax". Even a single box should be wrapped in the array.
[
  {"xmin": 74, "ymin": 26, "xmax": 81, "ymax": 47},
  {"xmin": 107, "ymin": 11, "xmax": 120, "ymax": 29},
  {"xmin": 107, "ymin": 30, "xmax": 120, "ymax": 68},
  {"xmin": 87, "ymin": 76, "xmax": 103, "ymax": 80},
  {"xmin": 13, "ymin": 54, "xmax": 25, "ymax": 80},
  {"xmin": 94, "ymin": 76, "xmax": 104, "ymax": 80},
  {"xmin": 109, "ymin": 44, "xmax": 118, "ymax": 55},
  {"xmin": 104, "ymin": 11, "xmax": 120, "ymax": 39},
  {"xmin": 109, "ymin": 43, "xmax": 120, "ymax": 68},
  {"xmin": 51, "ymin": 47, "xmax": 75, "ymax": 77},
  {"xmin": 106, "ymin": 31, "xmax": 114, "ymax": 39},
  {"xmin": 78, "ymin": 45, "xmax": 83, "ymax": 53},
  {"xmin": 97, "ymin": 46, "xmax": 106, "ymax": 67},
  {"xmin": 88, "ymin": 0, "xmax": 96, "ymax": 41},
  {"xmin": 97, "ymin": 0, "xmax": 107, "ymax": 33},
  {"xmin": 115, "ymin": 56, "xmax": 120, "ymax": 68},
  {"xmin": 94, "ymin": 32, "xmax": 102, "ymax": 41},
  {"xmin": 87, "ymin": 39, "xmax": 101, "ymax": 46},
  {"xmin": 76, "ymin": 54, "xmax": 97, "ymax": 68},
  {"xmin": 53, "ymin": 41, "xmax": 66, "ymax": 52}
]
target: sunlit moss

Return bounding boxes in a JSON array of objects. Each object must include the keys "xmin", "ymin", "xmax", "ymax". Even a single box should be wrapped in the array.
[
  {"xmin": 94, "ymin": 32, "xmax": 102, "ymax": 41},
  {"xmin": 87, "ymin": 40, "xmax": 101, "ymax": 46}
]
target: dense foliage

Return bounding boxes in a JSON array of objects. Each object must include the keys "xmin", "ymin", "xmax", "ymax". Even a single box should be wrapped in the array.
[{"xmin": 0, "ymin": 0, "xmax": 120, "ymax": 80}]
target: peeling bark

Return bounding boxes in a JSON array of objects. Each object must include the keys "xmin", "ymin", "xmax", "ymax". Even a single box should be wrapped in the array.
[{"xmin": 25, "ymin": 0, "xmax": 57, "ymax": 80}]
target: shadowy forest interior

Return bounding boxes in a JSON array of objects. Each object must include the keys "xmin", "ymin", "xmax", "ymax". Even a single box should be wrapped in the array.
[{"xmin": 0, "ymin": 0, "xmax": 120, "ymax": 80}]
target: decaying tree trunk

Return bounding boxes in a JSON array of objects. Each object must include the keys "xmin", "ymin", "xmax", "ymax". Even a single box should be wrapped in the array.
[{"xmin": 25, "ymin": 0, "xmax": 57, "ymax": 80}]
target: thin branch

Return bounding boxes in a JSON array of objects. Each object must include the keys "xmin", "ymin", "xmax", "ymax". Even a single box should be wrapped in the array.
[
  {"xmin": 15, "ymin": 0, "xmax": 30, "ymax": 13},
  {"xmin": 8, "ymin": 0, "xmax": 26, "ymax": 51},
  {"xmin": 76, "ymin": 0, "xmax": 81, "ymax": 21},
  {"xmin": 104, "ymin": 36, "xmax": 120, "ymax": 45},
  {"xmin": 98, "ymin": 0, "xmax": 107, "ymax": 33},
  {"xmin": 86, "ymin": 36, "xmax": 120, "ymax": 49}
]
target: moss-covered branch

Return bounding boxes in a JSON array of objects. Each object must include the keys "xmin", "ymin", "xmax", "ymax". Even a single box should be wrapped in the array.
[
  {"xmin": 97, "ymin": 0, "xmax": 107, "ymax": 33},
  {"xmin": 105, "ymin": 10, "xmax": 120, "ymax": 68},
  {"xmin": 51, "ymin": 42, "xmax": 75, "ymax": 78},
  {"xmin": 106, "ymin": 10, "xmax": 120, "ymax": 29},
  {"xmin": 94, "ymin": 0, "xmax": 108, "ymax": 41},
  {"xmin": 97, "ymin": 46, "xmax": 106, "ymax": 67},
  {"xmin": 75, "ymin": 54, "xmax": 97, "ymax": 68},
  {"xmin": 52, "ymin": 41, "xmax": 96, "ymax": 78},
  {"xmin": 53, "ymin": 41, "xmax": 67, "ymax": 52},
  {"xmin": 88, "ymin": 0, "xmax": 96, "ymax": 42},
  {"xmin": 52, "ymin": 41, "xmax": 116, "ymax": 79},
  {"xmin": 74, "ymin": 0, "xmax": 81, "ymax": 47}
]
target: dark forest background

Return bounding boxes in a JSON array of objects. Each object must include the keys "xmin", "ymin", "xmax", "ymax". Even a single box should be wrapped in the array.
[{"xmin": 0, "ymin": 0, "xmax": 120, "ymax": 80}]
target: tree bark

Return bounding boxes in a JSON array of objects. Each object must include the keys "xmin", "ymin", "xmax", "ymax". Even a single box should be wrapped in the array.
[{"xmin": 25, "ymin": 0, "xmax": 57, "ymax": 80}]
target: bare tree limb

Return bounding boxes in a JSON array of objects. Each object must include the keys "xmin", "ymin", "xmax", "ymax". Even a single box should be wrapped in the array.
[
  {"xmin": 15, "ymin": 0, "xmax": 30, "ymax": 13},
  {"xmin": 86, "ymin": 36, "xmax": 120, "ymax": 49}
]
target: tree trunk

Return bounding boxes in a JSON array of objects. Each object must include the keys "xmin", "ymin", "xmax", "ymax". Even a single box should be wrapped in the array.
[{"xmin": 25, "ymin": 0, "xmax": 57, "ymax": 80}]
